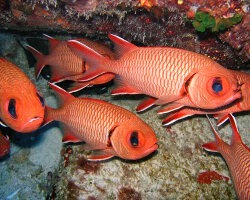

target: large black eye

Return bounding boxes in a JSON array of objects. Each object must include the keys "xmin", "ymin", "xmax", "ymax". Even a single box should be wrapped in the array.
[
  {"xmin": 36, "ymin": 92, "xmax": 44, "ymax": 107},
  {"xmin": 212, "ymin": 78, "xmax": 222, "ymax": 93},
  {"xmin": 8, "ymin": 99, "xmax": 17, "ymax": 119},
  {"xmin": 130, "ymin": 131, "xmax": 139, "ymax": 147}
]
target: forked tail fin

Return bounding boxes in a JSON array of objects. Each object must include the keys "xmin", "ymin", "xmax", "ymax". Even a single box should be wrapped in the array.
[
  {"xmin": 25, "ymin": 44, "xmax": 46, "ymax": 79},
  {"xmin": 67, "ymin": 40, "xmax": 108, "ymax": 82}
]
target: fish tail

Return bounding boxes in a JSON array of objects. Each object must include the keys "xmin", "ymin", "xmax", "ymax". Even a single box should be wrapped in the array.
[
  {"xmin": 202, "ymin": 115, "xmax": 224, "ymax": 153},
  {"xmin": 44, "ymin": 105, "xmax": 56, "ymax": 126},
  {"xmin": 67, "ymin": 40, "xmax": 108, "ymax": 82},
  {"xmin": 25, "ymin": 44, "xmax": 46, "ymax": 79}
]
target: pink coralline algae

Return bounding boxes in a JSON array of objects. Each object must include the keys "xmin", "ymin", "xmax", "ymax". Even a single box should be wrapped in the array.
[
  {"xmin": 197, "ymin": 171, "xmax": 229, "ymax": 184},
  {"xmin": 219, "ymin": 14, "xmax": 250, "ymax": 62}
]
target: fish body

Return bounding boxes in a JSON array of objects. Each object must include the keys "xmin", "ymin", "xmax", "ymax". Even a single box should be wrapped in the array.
[
  {"xmin": 45, "ymin": 83, "xmax": 158, "ymax": 161},
  {"xmin": 26, "ymin": 35, "xmax": 115, "ymax": 92},
  {"xmin": 0, "ymin": 58, "xmax": 44, "ymax": 132},
  {"xmin": 67, "ymin": 34, "xmax": 241, "ymax": 112},
  {"xmin": 203, "ymin": 115, "xmax": 250, "ymax": 200},
  {"xmin": 159, "ymin": 70, "xmax": 250, "ymax": 126},
  {"xmin": 0, "ymin": 130, "xmax": 10, "ymax": 158}
]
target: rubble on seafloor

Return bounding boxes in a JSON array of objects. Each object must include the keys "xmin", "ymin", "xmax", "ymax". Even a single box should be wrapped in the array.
[{"xmin": 0, "ymin": 0, "xmax": 249, "ymax": 67}]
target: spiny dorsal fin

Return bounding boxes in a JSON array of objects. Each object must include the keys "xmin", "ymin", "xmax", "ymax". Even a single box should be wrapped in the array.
[
  {"xmin": 108, "ymin": 34, "xmax": 137, "ymax": 59},
  {"xmin": 48, "ymin": 82, "xmax": 74, "ymax": 107},
  {"xmin": 43, "ymin": 34, "xmax": 60, "ymax": 51}
]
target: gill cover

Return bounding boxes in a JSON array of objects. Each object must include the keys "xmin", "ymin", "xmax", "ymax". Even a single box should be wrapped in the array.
[
  {"xmin": 186, "ymin": 70, "xmax": 240, "ymax": 109},
  {"xmin": 109, "ymin": 119, "xmax": 158, "ymax": 160}
]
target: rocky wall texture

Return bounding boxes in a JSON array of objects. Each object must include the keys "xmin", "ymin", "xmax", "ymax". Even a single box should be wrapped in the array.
[{"xmin": 0, "ymin": 0, "xmax": 249, "ymax": 67}]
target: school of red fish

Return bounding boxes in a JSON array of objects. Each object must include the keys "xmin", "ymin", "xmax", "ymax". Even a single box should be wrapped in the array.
[{"xmin": 0, "ymin": 34, "xmax": 249, "ymax": 199}]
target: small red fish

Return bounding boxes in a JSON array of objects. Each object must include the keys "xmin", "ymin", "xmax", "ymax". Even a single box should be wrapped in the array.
[
  {"xmin": 158, "ymin": 70, "xmax": 250, "ymax": 126},
  {"xmin": 67, "ymin": 34, "xmax": 241, "ymax": 113},
  {"xmin": 203, "ymin": 114, "xmax": 250, "ymax": 200},
  {"xmin": 25, "ymin": 34, "xmax": 115, "ymax": 92},
  {"xmin": 0, "ymin": 58, "xmax": 44, "ymax": 132},
  {"xmin": 44, "ymin": 83, "xmax": 158, "ymax": 161},
  {"xmin": 0, "ymin": 130, "xmax": 10, "ymax": 158}
]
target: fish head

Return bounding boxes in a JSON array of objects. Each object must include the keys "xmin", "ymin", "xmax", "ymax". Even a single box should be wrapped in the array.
[
  {"xmin": 186, "ymin": 67, "xmax": 241, "ymax": 109},
  {"xmin": 0, "ymin": 84, "xmax": 45, "ymax": 133},
  {"xmin": 109, "ymin": 119, "xmax": 158, "ymax": 160}
]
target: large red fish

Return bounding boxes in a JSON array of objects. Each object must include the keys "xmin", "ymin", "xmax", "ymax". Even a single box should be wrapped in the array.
[
  {"xmin": 0, "ymin": 130, "xmax": 10, "ymax": 158},
  {"xmin": 67, "ymin": 34, "xmax": 241, "ymax": 113},
  {"xmin": 158, "ymin": 70, "xmax": 250, "ymax": 126},
  {"xmin": 45, "ymin": 83, "xmax": 158, "ymax": 161},
  {"xmin": 0, "ymin": 58, "xmax": 44, "ymax": 132},
  {"xmin": 203, "ymin": 114, "xmax": 250, "ymax": 200},
  {"xmin": 25, "ymin": 35, "xmax": 115, "ymax": 93}
]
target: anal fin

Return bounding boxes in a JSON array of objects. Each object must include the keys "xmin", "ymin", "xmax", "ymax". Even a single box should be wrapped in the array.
[
  {"xmin": 213, "ymin": 113, "xmax": 229, "ymax": 127},
  {"xmin": 162, "ymin": 109, "xmax": 195, "ymax": 126},
  {"xmin": 202, "ymin": 142, "xmax": 218, "ymax": 153},
  {"xmin": 111, "ymin": 86, "xmax": 141, "ymax": 95},
  {"xmin": 68, "ymin": 82, "xmax": 91, "ymax": 93},
  {"xmin": 136, "ymin": 97, "xmax": 157, "ymax": 112},
  {"xmin": 157, "ymin": 103, "xmax": 184, "ymax": 114}
]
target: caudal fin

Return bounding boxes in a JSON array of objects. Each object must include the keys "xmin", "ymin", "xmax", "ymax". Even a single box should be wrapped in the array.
[
  {"xmin": 44, "ymin": 83, "xmax": 75, "ymax": 125},
  {"xmin": 44, "ymin": 106, "xmax": 56, "ymax": 126},
  {"xmin": 67, "ymin": 40, "xmax": 108, "ymax": 82},
  {"xmin": 48, "ymin": 82, "xmax": 75, "ymax": 106},
  {"xmin": 25, "ymin": 44, "xmax": 46, "ymax": 79}
]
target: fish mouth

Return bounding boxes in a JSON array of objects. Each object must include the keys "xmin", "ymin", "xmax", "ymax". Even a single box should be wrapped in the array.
[
  {"xmin": 20, "ymin": 116, "xmax": 44, "ymax": 133},
  {"xmin": 143, "ymin": 143, "xmax": 158, "ymax": 157},
  {"xmin": 224, "ymin": 89, "xmax": 242, "ymax": 106}
]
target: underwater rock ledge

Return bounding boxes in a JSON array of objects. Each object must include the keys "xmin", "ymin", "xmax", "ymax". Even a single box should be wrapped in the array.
[{"xmin": 0, "ymin": 0, "xmax": 249, "ymax": 67}]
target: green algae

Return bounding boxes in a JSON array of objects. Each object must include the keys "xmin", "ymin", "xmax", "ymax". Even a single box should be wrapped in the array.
[{"xmin": 192, "ymin": 12, "xmax": 242, "ymax": 32}]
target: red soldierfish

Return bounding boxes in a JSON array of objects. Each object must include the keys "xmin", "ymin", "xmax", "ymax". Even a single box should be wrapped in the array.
[
  {"xmin": 0, "ymin": 130, "xmax": 10, "ymax": 158},
  {"xmin": 25, "ymin": 35, "xmax": 115, "ymax": 93},
  {"xmin": 158, "ymin": 70, "xmax": 250, "ymax": 126},
  {"xmin": 67, "ymin": 34, "xmax": 241, "ymax": 112},
  {"xmin": 45, "ymin": 83, "xmax": 158, "ymax": 161},
  {"xmin": 203, "ymin": 114, "xmax": 250, "ymax": 200},
  {"xmin": 0, "ymin": 58, "xmax": 44, "ymax": 132}
]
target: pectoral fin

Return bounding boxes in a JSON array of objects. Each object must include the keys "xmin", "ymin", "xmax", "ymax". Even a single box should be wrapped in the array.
[{"xmin": 62, "ymin": 125, "xmax": 83, "ymax": 143}]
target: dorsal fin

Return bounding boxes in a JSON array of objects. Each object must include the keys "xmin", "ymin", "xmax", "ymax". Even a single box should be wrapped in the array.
[
  {"xmin": 48, "ymin": 82, "xmax": 74, "ymax": 107},
  {"xmin": 108, "ymin": 34, "xmax": 137, "ymax": 58},
  {"xmin": 43, "ymin": 34, "xmax": 60, "ymax": 51}
]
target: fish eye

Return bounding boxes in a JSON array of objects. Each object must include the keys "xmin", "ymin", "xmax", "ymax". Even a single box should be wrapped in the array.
[
  {"xmin": 8, "ymin": 99, "xmax": 17, "ymax": 119},
  {"xmin": 212, "ymin": 78, "xmax": 223, "ymax": 93},
  {"xmin": 36, "ymin": 92, "xmax": 44, "ymax": 107},
  {"xmin": 130, "ymin": 131, "xmax": 139, "ymax": 147}
]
